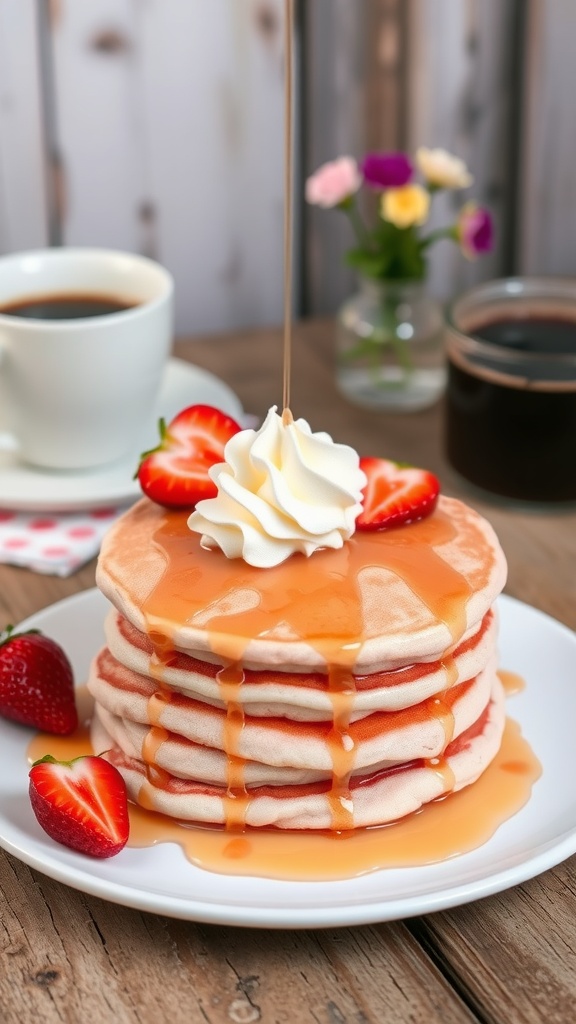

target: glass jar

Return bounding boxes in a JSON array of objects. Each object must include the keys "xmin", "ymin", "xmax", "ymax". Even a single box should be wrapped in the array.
[
  {"xmin": 445, "ymin": 276, "xmax": 576, "ymax": 502},
  {"xmin": 336, "ymin": 278, "xmax": 446, "ymax": 411}
]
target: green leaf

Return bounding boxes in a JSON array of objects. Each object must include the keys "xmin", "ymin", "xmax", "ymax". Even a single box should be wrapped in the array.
[
  {"xmin": 345, "ymin": 248, "xmax": 391, "ymax": 279},
  {"xmin": 345, "ymin": 222, "xmax": 428, "ymax": 282},
  {"xmin": 0, "ymin": 624, "xmax": 41, "ymax": 648}
]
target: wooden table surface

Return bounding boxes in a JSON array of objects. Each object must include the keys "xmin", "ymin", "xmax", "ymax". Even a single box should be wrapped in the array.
[{"xmin": 1, "ymin": 320, "xmax": 576, "ymax": 1024}]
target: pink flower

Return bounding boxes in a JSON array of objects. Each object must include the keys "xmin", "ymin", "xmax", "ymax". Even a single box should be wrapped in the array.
[
  {"xmin": 305, "ymin": 157, "xmax": 362, "ymax": 208},
  {"xmin": 457, "ymin": 202, "xmax": 493, "ymax": 259}
]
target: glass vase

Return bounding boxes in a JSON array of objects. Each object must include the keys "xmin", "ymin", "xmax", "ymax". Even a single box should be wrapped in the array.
[{"xmin": 336, "ymin": 278, "xmax": 446, "ymax": 411}]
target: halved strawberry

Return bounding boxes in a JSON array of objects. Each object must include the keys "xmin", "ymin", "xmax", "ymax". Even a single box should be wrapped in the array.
[
  {"xmin": 136, "ymin": 404, "xmax": 242, "ymax": 509},
  {"xmin": 0, "ymin": 626, "xmax": 77, "ymax": 735},
  {"xmin": 356, "ymin": 457, "xmax": 440, "ymax": 530},
  {"xmin": 29, "ymin": 753, "xmax": 129, "ymax": 858}
]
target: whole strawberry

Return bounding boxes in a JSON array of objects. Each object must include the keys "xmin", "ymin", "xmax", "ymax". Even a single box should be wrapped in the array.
[
  {"xmin": 0, "ymin": 626, "xmax": 78, "ymax": 734},
  {"xmin": 29, "ymin": 753, "xmax": 129, "ymax": 858}
]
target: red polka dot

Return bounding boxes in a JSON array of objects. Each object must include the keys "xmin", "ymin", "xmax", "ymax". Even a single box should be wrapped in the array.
[
  {"xmin": 29, "ymin": 518, "xmax": 57, "ymax": 530},
  {"xmin": 0, "ymin": 512, "xmax": 16, "ymax": 522},
  {"xmin": 67, "ymin": 526, "xmax": 96, "ymax": 539},
  {"xmin": 90, "ymin": 507, "xmax": 118, "ymax": 519},
  {"xmin": 41, "ymin": 546, "xmax": 70, "ymax": 557},
  {"xmin": 4, "ymin": 538, "xmax": 29, "ymax": 549}
]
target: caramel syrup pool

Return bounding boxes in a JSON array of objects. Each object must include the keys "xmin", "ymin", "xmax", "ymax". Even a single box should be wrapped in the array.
[{"xmin": 27, "ymin": 684, "xmax": 541, "ymax": 882}]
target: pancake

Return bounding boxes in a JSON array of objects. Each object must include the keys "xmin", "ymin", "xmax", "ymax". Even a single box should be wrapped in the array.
[{"xmin": 96, "ymin": 495, "xmax": 507, "ymax": 673}]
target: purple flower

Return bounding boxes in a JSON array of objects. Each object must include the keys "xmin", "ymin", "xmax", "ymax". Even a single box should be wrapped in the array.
[
  {"xmin": 457, "ymin": 203, "xmax": 493, "ymax": 259},
  {"xmin": 361, "ymin": 152, "xmax": 413, "ymax": 189}
]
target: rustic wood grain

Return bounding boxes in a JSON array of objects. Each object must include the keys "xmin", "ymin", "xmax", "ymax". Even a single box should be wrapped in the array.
[
  {"xmin": 518, "ymin": 0, "xmax": 576, "ymax": 275},
  {"xmin": 0, "ymin": 0, "xmax": 48, "ymax": 254},
  {"xmin": 48, "ymin": 0, "xmax": 285, "ymax": 335},
  {"xmin": 1, "ymin": 322, "xmax": 575, "ymax": 1023},
  {"xmin": 303, "ymin": 0, "xmax": 369, "ymax": 315},
  {"xmin": 405, "ymin": 0, "xmax": 519, "ymax": 297},
  {"xmin": 0, "ymin": 856, "xmax": 479, "ymax": 1024},
  {"xmin": 0, "ymin": 562, "xmax": 97, "ymax": 628},
  {"xmin": 364, "ymin": 0, "xmax": 404, "ymax": 153},
  {"xmin": 410, "ymin": 857, "xmax": 576, "ymax": 1024}
]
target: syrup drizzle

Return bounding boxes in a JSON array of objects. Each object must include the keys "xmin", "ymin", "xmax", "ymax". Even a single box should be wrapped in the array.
[
  {"xmin": 499, "ymin": 670, "xmax": 526, "ymax": 697},
  {"xmin": 441, "ymin": 652, "xmax": 459, "ymax": 689},
  {"xmin": 139, "ymin": 635, "xmax": 175, "ymax": 802},
  {"xmin": 425, "ymin": 756, "xmax": 457, "ymax": 793},
  {"xmin": 216, "ymin": 663, "xmax": 250, "ymax": 829},
  {"xmin": 141, "ymin": 690, "xmax": 171, "ymax": 794},
  {"xmin": 141, "ymin": 506, "xmax": 477, "ymax": 660},
  {"xmin": 326, "ymin": 667, "xmax": 357, "ymax": 830},
  {"xmin": 431, "ymin": 692, "xmax": 456, "ymax": 747}
]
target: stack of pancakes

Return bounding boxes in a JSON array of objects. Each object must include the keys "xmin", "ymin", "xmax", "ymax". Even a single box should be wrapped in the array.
[{"xmin": 90, "ymin": 494, "xmax": 507, "ymax": 831}]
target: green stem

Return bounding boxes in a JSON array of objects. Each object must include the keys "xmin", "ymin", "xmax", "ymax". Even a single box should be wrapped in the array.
[
  {"xmin": 419, "ymin": 226, "xmax": 456, "ymax": 249},
  {"xmin": 341, "ymin": 198, "xmax": 373, "ymax": 250},
  {"xmin": 378, "ymin": 293, "xmax": 414, "ymax": 382}
]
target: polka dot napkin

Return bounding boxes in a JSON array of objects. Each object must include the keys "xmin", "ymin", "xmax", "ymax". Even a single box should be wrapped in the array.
[{"xmin": 0, "ymin": 507, "xmax": 126, "ymax": 577}]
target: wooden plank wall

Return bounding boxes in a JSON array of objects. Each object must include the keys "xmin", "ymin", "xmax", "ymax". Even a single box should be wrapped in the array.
[
  {"xmin": 0, "ymin": 0, "xmax": 48, "ymax": 253},
  {"xmin": 404, "ymin": 0, "xmax": 522, "ymax": 300},
  {"xmin": 302, "ymin": 0, "xmax": 406, "ymax": 315},
  {"xmin": 47, "ymin": 0, "xmax": 286, "ymax": 335},
  {"xmin": 302, "ymin": 0, "xmax": 368, "ymax": 315},
  {"xmin": 50, "ymin": 0, "xmax": 286, "ymax": 335},
  {"xmin": 0, "ymin": 1, "xmax": 575, "ymax": 331},
  {"xmin": 518, "ymin": 0, "xmax": 576, "ymax": 275}
]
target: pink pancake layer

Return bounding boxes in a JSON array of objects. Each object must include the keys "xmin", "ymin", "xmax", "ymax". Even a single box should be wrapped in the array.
[
  {"xmin": 103, "ymin": 607, "xmax": 498, "ymax": 720},
  {"xmin": 92, "ymin": 679, "xmax": 506, "ymax": 830}
]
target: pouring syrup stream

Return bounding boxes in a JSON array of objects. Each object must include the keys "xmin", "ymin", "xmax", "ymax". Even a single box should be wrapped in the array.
[{"xmin": 282, "ymin": 0, "xmax": 294, "ymax": 420}]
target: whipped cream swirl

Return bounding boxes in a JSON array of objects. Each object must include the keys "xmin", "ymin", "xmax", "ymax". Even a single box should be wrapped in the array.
[{"xmin": 188, "ymin": 407, "xmax": 367, "ymax": 568}]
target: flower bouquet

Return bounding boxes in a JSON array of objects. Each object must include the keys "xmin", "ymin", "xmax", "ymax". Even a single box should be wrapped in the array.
[{"xmin": 305, "ymin": 148, "xmax": 493, "ymax": 410}]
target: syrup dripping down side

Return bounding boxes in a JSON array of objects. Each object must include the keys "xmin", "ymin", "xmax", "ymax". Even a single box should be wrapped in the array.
[{"xmin": 27, "ymin": 693, "xmax": 541, "ymax": 881}]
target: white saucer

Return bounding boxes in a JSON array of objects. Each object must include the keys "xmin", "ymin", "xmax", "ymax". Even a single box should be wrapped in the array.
[
  {"xmin": 0, "ymin": 359, "xmax": 244, "ymax": 513},
  {"xmin": 1, "ymin": 591, "xmax": 576, "ymax": 927}
]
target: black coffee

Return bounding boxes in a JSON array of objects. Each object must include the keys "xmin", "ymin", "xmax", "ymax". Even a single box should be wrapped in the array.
[
  {"xmin": 0, "ymin": 292, "xmax": 137, "ymax": 319},
  {"xmin": 475, "ymin": 316, "xmax": 576, "ymax": 356},
  {"xmin": 446, "ymin": 316, "xmax": 576, "ymax": 502}
]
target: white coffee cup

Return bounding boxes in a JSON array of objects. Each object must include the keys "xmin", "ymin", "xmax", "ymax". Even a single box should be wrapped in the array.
[{"xmin": 0, "ymin": 247, "xmax": 174, "ymax": 470}]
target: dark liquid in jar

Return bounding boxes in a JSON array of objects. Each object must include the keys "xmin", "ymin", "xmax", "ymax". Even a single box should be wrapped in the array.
[{"xmin": 446, "ymin": 317, "xmax": 576, "ymax": 502}]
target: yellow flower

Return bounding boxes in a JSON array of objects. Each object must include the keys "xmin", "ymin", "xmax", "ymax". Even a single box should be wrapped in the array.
[{"xmin": 381, "ymin": 184, "xmax": 430, "ymax": 228}]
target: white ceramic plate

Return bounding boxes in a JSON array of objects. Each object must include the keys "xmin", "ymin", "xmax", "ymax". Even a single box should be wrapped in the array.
[
  {"xmin": 0, "ymin": 359, "xmax": 244, "ymax": 513},
  {"xmin": 1, "ymin": 590, "xmax": 575, "ymax": 928}
]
